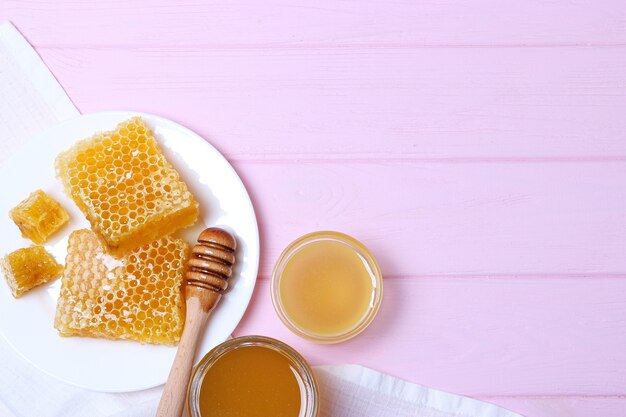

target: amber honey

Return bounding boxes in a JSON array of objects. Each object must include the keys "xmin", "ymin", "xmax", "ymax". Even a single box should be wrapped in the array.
[
  {"xmin": 1, "ymin": 246, "xmax": 63, "ymax": 298},
  {"xmin": 55, "ymin": 117, "xmax": 198, "ymax": 255},
  {"xmin": 272, "ymin": 231, "xmax": 382, "ymax": 343},
  {"xmin": 9, "ymin": 190, "xmax": 69, "ymax": 245},
  {"xmin": 188, "ymin": 336, "xmax": 318, "ymax": 417},
  {"xmin": 54, "ymin": 229, "xmax": 188, "ymax": 345}
]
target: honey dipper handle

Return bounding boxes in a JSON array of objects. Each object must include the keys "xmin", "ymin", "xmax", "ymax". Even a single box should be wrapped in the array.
[
  {"xmin": 155, "ymin": 295, "xmax": 216, "ymax": 417},
  {"xmin": 156, "ymin": 227, "xmax": 235, "ymax": 417}
]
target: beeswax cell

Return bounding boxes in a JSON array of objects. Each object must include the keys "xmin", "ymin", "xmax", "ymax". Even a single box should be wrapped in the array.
[
  {"xmin": 1, "ymin": 246, "xmax": 63, "ymax": 298},
  {"xmin": 55, "ymin": 117, "xmax": 199, "ymax": 255},
  {"xmin": 9, "ymin": 190, "xmax": 69, "ymax": 245},
  {"xmin": 54, "ymin": 229, "xmax": 188, "ymax": 345}
]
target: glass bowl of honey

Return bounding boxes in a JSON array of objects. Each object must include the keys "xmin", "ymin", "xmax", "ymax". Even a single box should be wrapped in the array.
[
  {"xmin": 187, "ymin": 335, "xmax": 319, "ymax": 417},
  {"xmin": 271, "ymin": 231, "xmax": 383, "ymax": 343}
]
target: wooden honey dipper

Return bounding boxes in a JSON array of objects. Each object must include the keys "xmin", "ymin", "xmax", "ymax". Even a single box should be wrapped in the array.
[{"xmin": 156, "ymin": 227, "xmax": 236, "ymax": 417}]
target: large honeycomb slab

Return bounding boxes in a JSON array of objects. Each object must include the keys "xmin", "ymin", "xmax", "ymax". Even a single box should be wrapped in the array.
[
  {"xmin": 55, "ymin": 117, "xmax": 199, "ymax": 255},
  {"xmin": 1, "ymin": 246, "xmax": 63, "ymax": 298},
  {"xmin": 54, "ymin": 229, "xmax": 188, "ymax": 345},
  {"xmin": 9, "ymin": 190, "xmax": 69, "ymax": 244}
]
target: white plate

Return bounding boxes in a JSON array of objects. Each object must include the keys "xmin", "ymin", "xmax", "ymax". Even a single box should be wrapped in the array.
[{"xmin": 0, "ymin": 111, "xmax": 259, "ymax": 392}]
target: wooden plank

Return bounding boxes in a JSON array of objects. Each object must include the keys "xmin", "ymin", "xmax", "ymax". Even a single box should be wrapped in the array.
[
  {"xmin": 3, "ymin": 0, "xmax": 626, "ymax": 47},
  {"xmin": 233, "ymin": 278, "xmax": 626, "ymax": 396},
  {"xmin": 482, "ymin": 396, "xmax": 626, "ymax": 417},
  {"xmin": 34, "ymin": 47, "xmax": 626, "ymax": 160},
  {"xmin": 228, "ymin": 161, "xmax": 626, "ymax": 277}
]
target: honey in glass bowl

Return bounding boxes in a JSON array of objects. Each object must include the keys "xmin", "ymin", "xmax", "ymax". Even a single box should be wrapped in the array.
[
  {"xmin": 271, "ymin": 231, "xmax": 383, "ymax": 343},
  {"xmin": 187, "ymin": 336, "xmax": 318, "ymax": 417}
]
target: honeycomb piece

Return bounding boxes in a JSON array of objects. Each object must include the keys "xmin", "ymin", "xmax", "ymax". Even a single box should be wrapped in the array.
[
  {"xmin": 9, "ymin": 190, "xmax": 69, "ymax": 245},
  {"xmin": 54, "ymin": 229, "xmax": 188, "ymax": 345},
  {"xmin": 55, "ymin": 117, "xmax": 199, "ymax": 255},
  {"xmin": 1, "ymin": 246, "xmax": 63, "ymax": 298}
]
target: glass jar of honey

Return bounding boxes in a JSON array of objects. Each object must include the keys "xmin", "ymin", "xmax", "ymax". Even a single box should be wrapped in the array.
[
  {"xmin": 187, "ymin": 335, "xmax": 319, "ymax": 417},
  {"xmin": 271, "ymin": 231, "xmax": 383, "ymax": 343}
]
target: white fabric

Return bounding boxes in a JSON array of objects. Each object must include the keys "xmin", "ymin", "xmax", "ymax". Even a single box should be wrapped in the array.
[
  {"xmin": 315, "ymin": 365, "xmax": 522, "ymax": 417},
  {"xmin": 0, "ymin": 20, "xmax": 522, "ymax": 417},
  {"xmin": 0, "ymin": 22, "xmax": 79, "ymax": 163}
]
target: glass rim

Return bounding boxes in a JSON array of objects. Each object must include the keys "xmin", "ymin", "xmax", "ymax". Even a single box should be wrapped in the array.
[
  {"xmin": 187, "ymin": 335, "xmax": 319, "ymax": 417},
  {"xmin": 271, "ymin": 230, "xmax": 383, "ymax": 344}
]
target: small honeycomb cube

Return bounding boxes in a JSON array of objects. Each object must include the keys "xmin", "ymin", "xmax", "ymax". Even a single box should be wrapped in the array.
[
  {"xmin": 9, "ymin": 190, "xmax": 69, "ymax": 244},
  {"xmin": 55, "ymin": 117, "xmax": 199, "ymax": 255},
  {"xmin": 54, "ymin": 229, "xmax": 188, "ymax": 345},
  {"xmin": 1, "ymin": 246, "xmax": 63, "ymax": 298}
]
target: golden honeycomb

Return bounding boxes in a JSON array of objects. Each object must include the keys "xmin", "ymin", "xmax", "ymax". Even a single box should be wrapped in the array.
[
  {"xmin": 1, "ymin": 246, "xmax": 63, "ymax": 298},
  {"xmin": 54, "ymin": 229, "xmax": 188, "ymax": 345},
  {"xmin": 55, "ymin": 117, "xmax": 199, "ymax": 255},
  {"xmin": 9, "ymin": 190, "xmax": 69, "ymax": 245}
]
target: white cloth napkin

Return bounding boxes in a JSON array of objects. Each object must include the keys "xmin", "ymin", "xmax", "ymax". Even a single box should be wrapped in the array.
[
  {"xmin": 0, "ymin": 22, "xmax": 78, "ymax": 164},
  {"xmin": 0, "ymin": 21, "xmax": 522, "ymax": 417},
  {"xmin": 315, "ymin": 365, "xmax": 521, "ymax": 417}
]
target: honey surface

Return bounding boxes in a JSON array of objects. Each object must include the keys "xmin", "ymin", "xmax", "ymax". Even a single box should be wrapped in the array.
[
  {"xmin": 280, "ymin": 239, "xmax": 375, "ymax": 336},
  {"xmin": 199, "ymin": 346, "xmax": 303, "ymax": 417}
]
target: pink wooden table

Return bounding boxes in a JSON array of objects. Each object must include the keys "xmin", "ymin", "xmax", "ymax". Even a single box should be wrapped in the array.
[{"xmin": 3, "ymin": 1, "xmax": 626, "ymax": 415}]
